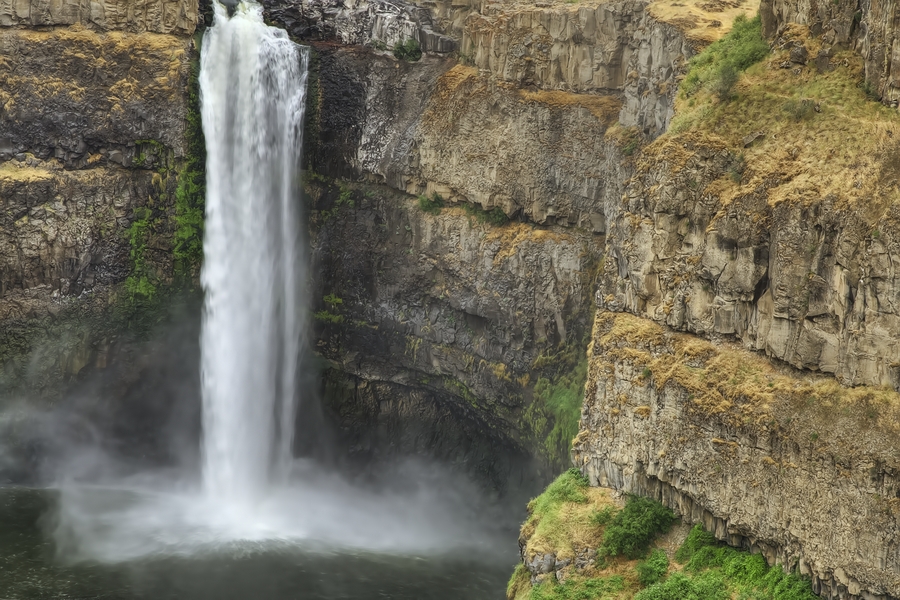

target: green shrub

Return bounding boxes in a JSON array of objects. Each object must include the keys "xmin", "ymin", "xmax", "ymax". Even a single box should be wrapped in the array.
[
  {"xmin": 680, "ymin": 14, "xmax": 769, "ymax": 99},
  {"xmin": 635, "ymin": 571, "xmax": 729, "ymax": 600},
  {"xmin": 323, "ymin": 293, "xmax": 343, "ymax": 309},
  {"xmin": 393, "ymin": 38, "xmax": 422, "ymax": 61},
  {"xmin": 531, "ymin": 574, "xmax": 625, "ymax": 600},
  {"xmin": 590, "ymin": 505, "xmax": 616, "ymax": 527},
  {"xmin": 711, "ymin": 63, "xmax": 739, "ymax": 101},
  {"xmin": 314, "ymin": 310, "xmax": 344, "ymax": 324},
  {"xmin": 418, "ymin": 192, "xmax": 444, "ymax": 214},
  {"xmin": 599, "ymin": 496, "xmax": 676, "ymax": 559},
  {"xmin": 462, "ymin": 202, "xmax": 509, "ymax": 225},
  {"xmin": 675, "ymin": 524, "xmax": 717, "ymax": 563},
  {"xmin": 637, "ymin": 549, "xmax": 669, "ymax": 586},
  {"xmin": 670, "ymin": 525, "xmax": 817, "ymax": 600}
]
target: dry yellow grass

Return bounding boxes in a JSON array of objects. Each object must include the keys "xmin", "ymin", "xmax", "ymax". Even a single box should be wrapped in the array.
[
  {"xmin": 594, "ymin": 311, "xmax": 900, "ymax": 435},
  {"xmin": 648, "ymin": 0, "xmax": 760, "ymax": 44},
  {"xmin": 518, "ymin": 89, "xmax": 622, "ymax": 124},
  {"xmin": 522, "ymin": 485, "xmax": 615, "ymax": 559},
  {"xmin": 658, "ymin": 26, "xmax": 900, "ymax": 213},
  {"xmin": 0, "ymin": 162, "xmax": 54, "ymax": 184}
]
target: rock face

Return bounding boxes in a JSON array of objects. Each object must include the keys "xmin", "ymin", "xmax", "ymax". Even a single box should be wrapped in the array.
[
  {"xmin": 308, "ymin": 181, "xmax": 602, "ymax": 484},
  {"xmin": 459, "ymin": 0, "xmax": 692, "ymax": 135},
  {"xmin": 573, "ymin": 311, "xmax": 900, "ymax": 599},
  {"xmin": 596, "ymin": 132, "xmax": 900, "ymax": 390},
  {"xmin": 0, "ymin": 0, "xmax": 197, "ymax": 400},
  {"xmin": 0, "ymin": 28, "xmax": 191, "ymax": 161},
  {"xmin": 0, "ymin": 0, "xmax": 197, "ymax": 33},
  {"xmin": 760, "ymin": 0, "xmax": 900, "ymax": 104},
  {"xmin": 268, "ymin": 0, "xmax": 694, "ymax": 166},
  {"xmin": 264, "ymin": 0, "xmax": 455, "ymax": 52}
]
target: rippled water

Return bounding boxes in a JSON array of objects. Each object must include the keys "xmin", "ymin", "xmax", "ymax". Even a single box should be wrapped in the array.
[{"xmin": 1, "ymin": 486, "xmax": 516, "ymax": 599}]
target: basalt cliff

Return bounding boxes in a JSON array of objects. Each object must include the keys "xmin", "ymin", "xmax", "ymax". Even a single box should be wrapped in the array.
[{"xmin": 2, "ymin": 0, "xmax": 900, "ymax": 596}]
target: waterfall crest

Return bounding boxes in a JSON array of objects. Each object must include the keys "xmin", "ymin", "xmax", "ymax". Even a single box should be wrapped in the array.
[{"xmin": 199, "ymin": 0, "xmax": 309, "ymax": 504}]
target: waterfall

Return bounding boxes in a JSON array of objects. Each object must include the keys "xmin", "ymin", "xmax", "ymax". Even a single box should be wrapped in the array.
[{"xmin": 199, "ymin": 0, "xmax": 309, "ymax": 505}]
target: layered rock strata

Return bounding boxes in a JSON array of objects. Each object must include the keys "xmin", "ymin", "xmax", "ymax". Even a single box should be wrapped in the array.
[
  {"xmin": 0, "ymin": 0, "xmax": 196, "ymax": 33},
  {"xmin": 574, "ymin": 310, "xmax": 900, "ymax": 599},
  {"xmin": 309, "ymin": 181, "xmax": 601, "ymax": 483},
  {"xmin": 0, "ymin": 0, "xmax": 197, "ymax": 399}
]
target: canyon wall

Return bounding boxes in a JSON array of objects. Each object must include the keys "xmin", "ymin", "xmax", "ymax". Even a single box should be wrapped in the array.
[
  {"xmin": 0, "ymin": 1, "xmax": 198, "ymax": 402},
  {"xmin": 760, "ymin": 0, "xmax": 900, "ymax": 104},
  {"xmin": 3, "ymin": 1, "xmax": 899, "ymax": 594},
  {"xmin": 263, "ymin": 0, "xmax": 712, "ymax": 478},
  {"xmin": 574, "ymin": 311, "xmax": 900, "ymax": 599}
]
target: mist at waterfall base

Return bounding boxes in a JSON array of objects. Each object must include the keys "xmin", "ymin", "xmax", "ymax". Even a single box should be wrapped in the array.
[{"xmin": 0, "ymin": 3, "xmax": 519, "ymax": 598}]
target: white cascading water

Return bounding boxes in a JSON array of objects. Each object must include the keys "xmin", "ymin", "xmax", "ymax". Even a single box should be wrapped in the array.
[
  {"xmin": 199, "ymin": 0, "xmax": 309, "ymax": 505},
  {"xmin": 51, "ymin": 0, "xmax": 505, "ymax": 563}
]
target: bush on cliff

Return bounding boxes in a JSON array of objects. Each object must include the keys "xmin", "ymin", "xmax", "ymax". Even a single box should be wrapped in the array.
[
  {"xmin": 418, "ymin": 192, "xmax": 444, "ymax": 214},
  {"xmin": 393, "ymin": 38, "xmax": 422, "ymax": 61},
  {"xmin": 636, "ymin": 549, "xmax": 670, "ymax": 586},
  {"xmin": 635, "ymin": 524, "xmax": 818, "ymax": 600},
  {"xmin": 599, "ymin": 495, "xmax": 676, "ymax": 559},
  {"xmin": 681, "ymin": 14, "xmax": 769, "ymax": 99}
]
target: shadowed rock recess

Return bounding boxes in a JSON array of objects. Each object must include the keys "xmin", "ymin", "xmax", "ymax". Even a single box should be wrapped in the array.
[{"xmin": 4, "ymin": 0, "xmax": 900, "ymax": 595}]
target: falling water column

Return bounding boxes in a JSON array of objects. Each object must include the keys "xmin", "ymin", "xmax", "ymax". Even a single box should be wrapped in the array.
[{"xmin": 199, "ymin": 0, "xmax": 309, "ymax": 505}]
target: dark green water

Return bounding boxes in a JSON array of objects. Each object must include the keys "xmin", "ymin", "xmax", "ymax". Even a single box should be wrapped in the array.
[{"xmin": 0, "ymin": 487, "xmax": 514, "ymax": 600}]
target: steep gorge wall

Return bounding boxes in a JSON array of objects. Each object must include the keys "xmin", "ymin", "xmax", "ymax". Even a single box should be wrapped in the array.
[
  {"xmin": 259, "ymin": 0, "xmax": 712, "ymax": 478},
  {"xmin": 308, "ymin": 180, "xmax": 601, "ymax": 484},
  {"xmin": 574, "ymin": 311, "xmax": 900, "ymax": 599},
  {"xmin": 0, "ymin": 0, "xmax": 198, "ymax": 400},
  {"xmin": 760, "ymin": 0, "xmax": 900, "ymax": 104}
]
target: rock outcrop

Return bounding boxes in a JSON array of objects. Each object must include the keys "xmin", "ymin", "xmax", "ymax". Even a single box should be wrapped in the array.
[
  {"xmin": 0, "ymin": 0, "xmax": 197, "ymax": 33},
  {"xmin": 760, "ymin": 0, "xmax": 900, "ymax": 104},
  {"xmin": 308, "ymin": 180, "xmax": 601, "ymax": 484},
  {"xmin": 0, "ymin": 0, "xmax": 197, "ymax": 400},
  {"xmin": 574, "ymin": 311, "xmax": 900, "ymax": 599}
]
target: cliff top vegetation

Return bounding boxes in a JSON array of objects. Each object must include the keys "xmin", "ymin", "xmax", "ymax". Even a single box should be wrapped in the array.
[
  {"xmin": 509, "ymin": 469, "xmax": 818, "ymax": 599},
  {"xmin": 650, "ymin": 18, "xmax": 900, "ymax": 212}
]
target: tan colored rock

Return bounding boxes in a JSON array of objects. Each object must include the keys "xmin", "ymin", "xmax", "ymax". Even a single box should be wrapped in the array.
[
  {"xmin": 0, "ymin": 0, "xmax": 198, "ymax": 34},
  {"xmin": 574, "ymin": 310, "xmax": 900, "ymax": 599},
  {"xmin": 414, "ymin": 65, "xmax": 624, "ymax": 228},
  {"xmin": 0, "ymin": 29, "xmax": 192, "ymax": 158}
]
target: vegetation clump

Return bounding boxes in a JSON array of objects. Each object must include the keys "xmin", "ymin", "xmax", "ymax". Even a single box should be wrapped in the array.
[
  {"xmin": 462, "ymin": 202, "xmax": 509, "ymax": 225},
  {"xmin": 315, "ymin": 293, "xmax": 345, "ymax": 324},
  {"xmin": 636, "ymin": 525, "xmax": 818, "ymax": 600},
  {"xmin": 636, "ymin": 549, "xmax": 669, "ymax": 586},
  {"xmin": 532, "ymin": 357, "xmax": 588, "ymax": 465},
  {"xmin": 173, "ymin": 55, "xmax": 206, "ymax": 281},
  {"xmin": 124, "ymin": 206, "xmax": 157, "ymax": 301},
  {"xmin": 680, "ymin": 14, "xmax": 769, "ymax": 100},
  {"xmin": 511, "ymin": 483, "xmax": 818, "ymax": 600},
  {"xmin": 599, "ymin": 496, "xmax": 676, "ymax": 559},
  {"xmin": 393, "ymin": 38, "xmax": 422, "ymax": 61},
  {"xmin": 418, "ymin": 192, "xmax": 444, "ymax": 214}
]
